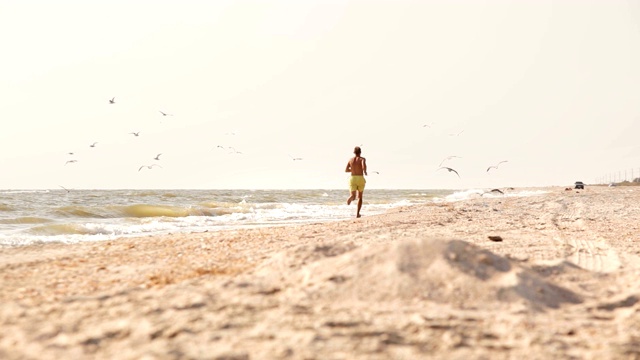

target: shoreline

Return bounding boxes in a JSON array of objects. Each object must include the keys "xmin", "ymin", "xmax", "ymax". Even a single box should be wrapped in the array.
[
  {"xmin": 0, "ymin": 187, "xmax": 456, "ymax": 248},
  {"xmin": 2, "ymin": 186, "xmax": 640, "ymax": 359}
]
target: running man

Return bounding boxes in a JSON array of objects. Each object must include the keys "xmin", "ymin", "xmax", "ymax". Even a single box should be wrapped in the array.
[{"xmin": 345, "ymin": 146, "xmax": 367, "ymax": 218}]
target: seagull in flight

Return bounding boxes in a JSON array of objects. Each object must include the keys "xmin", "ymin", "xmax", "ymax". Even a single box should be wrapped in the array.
[
  {"xmin": 130, "ymin": 132, "xmax": 140, "ymax": 137},
  {"xmin": 159, "ymin": 111, "xmax": 173, "ymax": 116},
  {"xmin": 481, "ymin": 188, "xmax": 504, "ymax": 196},
  {"xmin": 138, "ymin": 164, "xmax": 163, "ymax": 172},
  {"xmin": 89, "ymin": 142, "xmax": 98, "ymax": 148},
  {"xmin": 65, "ymin": 160, "xmax": 77, "ymax": 165},
  {"xmin": 487, "ymin": 160, "xmax": 508, "ymax": 173},
  {"xmin": 437, "ymin": 167, "xmax": 460, "ymax": 178},
  {"xmin": 228, "ymin": 147, "xmax": 243, "ymax": 154},
  {"xmin": 289, "ymin": 155, "xmax": 303, "ymax": 161},
  {"xmin": 449, "ymin": 130, "xmax": 464, "ymax": 137},
  {"xmin": 154, "ymin": 153, "xmax": 162, "ymax": 160},
  {"xmin": 59, "ymin": 185, "xmax": 71, "ymax": 193},
  {"xmin": 109, "ymin": 97, "xmax": 115, "ymax": 104},
  {"xmin": 439, "ymin": 155, "xmax": 461, "ymax": 167}
]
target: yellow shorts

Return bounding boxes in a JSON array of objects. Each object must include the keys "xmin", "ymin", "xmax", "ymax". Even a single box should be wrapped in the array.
[{"xmin": 349, "ymin": 175, "xmax": 366, "ymax": 192}]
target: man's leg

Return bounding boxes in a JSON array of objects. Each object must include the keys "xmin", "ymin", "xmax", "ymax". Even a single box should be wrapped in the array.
[
  {"xmin": 356, "ymin": 190, "xmax": 363, "ymax": 217},
  {"xmin": 347, "ymin": 190, "xmax": 356, "ymax": 205}
]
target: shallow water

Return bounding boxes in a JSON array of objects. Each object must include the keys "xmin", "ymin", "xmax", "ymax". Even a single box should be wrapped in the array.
[{"xmin": 0, "ymin": 188, "xmax": 457, "ymax": 246}]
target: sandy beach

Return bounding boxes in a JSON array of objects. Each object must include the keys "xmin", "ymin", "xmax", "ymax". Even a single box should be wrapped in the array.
[{"xmin": 1, "ymin": 186, "xmax": 640, "ymax": 359}]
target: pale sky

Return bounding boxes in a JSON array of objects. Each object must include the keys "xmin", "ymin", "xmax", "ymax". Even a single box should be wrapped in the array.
[{"xmin": 1, "ymin": 0, "xmax": 639, "ymax": 190}]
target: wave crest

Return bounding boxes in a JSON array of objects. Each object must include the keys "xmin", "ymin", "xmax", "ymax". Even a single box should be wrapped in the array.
[
  {"xmin": 0, "ymin": 217, "xmax": 53, "ymax": 224},
  {"xmin": 29, "ymin": 223, "xmax": 96, "ymax": 235},
  {"xmin": 122, "ymin": 204, "xmax": 217, "ymax": 218}
]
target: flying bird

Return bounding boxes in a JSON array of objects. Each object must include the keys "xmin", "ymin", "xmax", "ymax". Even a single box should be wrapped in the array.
[
  {"xmin": 487, "ymin": 160, "xmax": 508, "ymax": 173},
  {"xmin": 130, "ymin": 132, "xmax": 140, "ymax": 137},
  {"xmin": 154, "ymin": 153, "xmax": 162, "ymax": 160},
  {"xmin": 159, "ymin": 111, "xmax": 173, "ymax": 116},
  {"xmin": 439, "ymin": 155, "xmax": 461, "ymax": 167},
  {"xmin": 109, "ymin": 97, "xmax": 115, "ymax": 104},
  {"xmin": 65, "ymin": 160, "xmax": 77, "ymax": 165},
  {"xmin": 89, "ymin": 142, "xmax": 98, "ymax": 148},
  {"xmin": 228, "ymin": 147, "xmax": 243, "ymax": 154},
  {"xmin": 437, "ymin": 167, "xmax": 460, "ymax": 178},
  {"xmin": 59, "ymin": 185, "xmax": 71, "ymax": 193},
  {"xmin": 449, "ymin": 130, "xmax": 465, "ymax": 137},
  {"xmin": 289, "ymin": 155, "xmax": 303, "ymax": 161},
  {"xmin": 138, "ymin": 164, "xmax": 163, "ymax": 172},
  {"xmin": 482, "ymin": 188, "xmax": 504, "ymax": 196}
]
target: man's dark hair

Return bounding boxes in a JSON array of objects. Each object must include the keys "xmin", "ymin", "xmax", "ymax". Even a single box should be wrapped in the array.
[{"xmin": 354, "ymin": 146, "xmax": 361, "ymax": 155}]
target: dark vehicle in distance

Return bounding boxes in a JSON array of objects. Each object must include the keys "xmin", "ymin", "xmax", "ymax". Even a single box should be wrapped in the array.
[{"xmin": 574, "ymin": 181, "xmax": 585, "ymax": 189}]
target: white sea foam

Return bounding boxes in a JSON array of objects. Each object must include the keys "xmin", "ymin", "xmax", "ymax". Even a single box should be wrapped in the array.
[{"xmin": 434, "ymin": 188, "xmax": 549, "ymax": 203}]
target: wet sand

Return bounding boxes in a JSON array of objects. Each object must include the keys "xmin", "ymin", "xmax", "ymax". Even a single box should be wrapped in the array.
[{"xmin": 1, "ymin": 186, "xmax": 640, "ymax": 359}]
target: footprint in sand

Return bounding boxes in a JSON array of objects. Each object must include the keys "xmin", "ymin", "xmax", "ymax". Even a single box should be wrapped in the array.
[{"xmin": 552, "ymin": 198, "xmax": 622, "ymax": 273}]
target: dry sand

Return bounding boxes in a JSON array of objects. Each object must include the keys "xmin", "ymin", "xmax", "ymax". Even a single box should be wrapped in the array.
[{"xmin": 1, "ymin": 186, "xmax": 640, "ymax": 359}]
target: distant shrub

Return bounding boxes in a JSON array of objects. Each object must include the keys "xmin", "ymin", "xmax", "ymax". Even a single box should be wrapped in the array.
[{"xmin": 616, "ymin": 180, "xmax": 640, "ymax": 186}]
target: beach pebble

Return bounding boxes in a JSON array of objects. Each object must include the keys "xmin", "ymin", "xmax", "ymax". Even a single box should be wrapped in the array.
[{"xmin": 488, "ymin": 235, "xmax": 503, "ymax": 242}]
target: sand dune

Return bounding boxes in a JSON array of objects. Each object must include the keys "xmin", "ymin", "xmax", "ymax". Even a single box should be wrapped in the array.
[
  {"xmin": 1, "ymin": 186, "xmax": 640, "ymax": 359},
  {"xmin": 276, "ymin": 238, "xmax": 584, "ymax": 310}
]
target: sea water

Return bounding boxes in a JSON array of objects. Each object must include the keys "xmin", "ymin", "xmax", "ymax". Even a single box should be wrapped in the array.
[{"xmin": 0, "ymin": 188, "xmax": 546, "ymax": 247}]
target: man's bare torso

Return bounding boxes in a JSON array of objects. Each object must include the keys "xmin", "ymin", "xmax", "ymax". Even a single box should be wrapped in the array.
[{"xmin": 348, "ymin": 156, "xmax": 366, "ymax": 176}]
